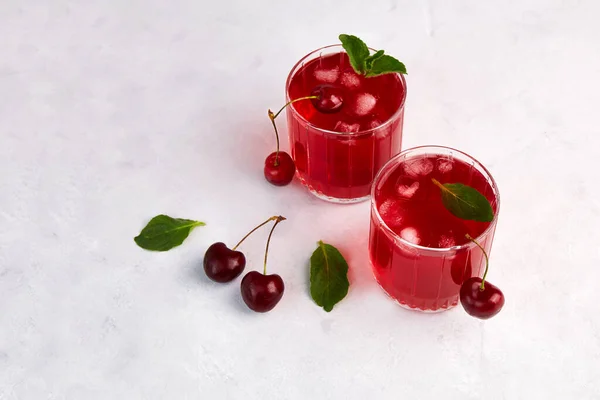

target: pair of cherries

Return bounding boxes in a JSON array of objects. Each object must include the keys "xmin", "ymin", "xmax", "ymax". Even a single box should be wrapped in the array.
[
  {"xmin": 203, "ymin": 216, "xmax": 286, "ymax": 313},
  {"xmin": 263, "ymin": 85, "xmax": 344, "ymax": 186}
]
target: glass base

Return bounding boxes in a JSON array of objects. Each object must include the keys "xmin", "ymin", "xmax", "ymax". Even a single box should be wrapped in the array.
[
  {"xmin": 308, "ymin": 188, "xmax": 370, "ymax": 204},
  {"xmin": 297, "ymin": 175, "xmax": 371, "ymax": 204},
  {"xmin": 393, "ymin": 298, "xmax": 458, "ymax": 313}
]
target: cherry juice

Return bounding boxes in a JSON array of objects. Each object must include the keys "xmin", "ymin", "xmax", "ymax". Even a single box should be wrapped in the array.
[
  {"xmin": 369, "ymin": 147, "xmax": 500, "ymax": 311},
  {"xmin": 286, "ymin": 45, "xmax": 406, "ymax": 202}
]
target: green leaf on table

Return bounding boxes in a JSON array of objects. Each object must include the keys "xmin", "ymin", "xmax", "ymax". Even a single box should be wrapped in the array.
[
  {"xmin": 310, "ymin": 241, "xmax": 350, "ymax": 312},
  {"xmin": 134, "ymin": 215, "xmax": 205, "ymax": 251},
  {"xmin": 339, "ymin": 34, "xmax": 370, "ymax": 74},
  {"xmin": 365, "ymin": 54, "xmax": 407, "ymax": 77},
  {"xmin": 432, "ymin": 179, "xmax": 494, "ymax": 222}
]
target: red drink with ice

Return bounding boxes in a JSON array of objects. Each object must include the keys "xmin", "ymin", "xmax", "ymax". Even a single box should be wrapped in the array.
[
  {"xmin": 369, "ymin": 146, "xmax": 500, "ymax": 311},
  {"xmin": 286, "ymin": 45, "xmax": 406, "ymax": 203}
]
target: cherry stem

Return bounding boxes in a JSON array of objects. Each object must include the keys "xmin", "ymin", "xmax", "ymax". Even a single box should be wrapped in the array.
[
  {"xmin": 272, "ymin": 95, "xmax": 318, "ymax": 119},
  {"xmin": 263, "ymin": 215, "xmax": 286, "ymax": 275},
  {"xmin": 268, "ymin": 96, "xmax": 318, "ymax": 166},
  {"xmin": 466, "ymin": 234, "xmax": 489, "ymax": 291},
  {"xmin": 431, "ymin": 178, "xmax": 447, "ymax": 193},
  {"xmin": 232, "ymin": 216, "xmax": 279, "ymax": 251},
  {"xmin": 267, "ymin": 110, "xmax": 281, "ymax": 166}
]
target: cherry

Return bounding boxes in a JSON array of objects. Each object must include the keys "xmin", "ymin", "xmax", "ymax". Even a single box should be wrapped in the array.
[
  {"xmin": 263, "ymin": 94, "xmax": 329, "ymax": 187},
  {"xmin": 310, "ymin": 84, "xmax": 344, "ymax": 114},
  {"xmin": 241, "ymin": 271, "xmax": 285, "ymax": 313},
  {"xmin": 203, "ymin": 242, "xmax": 245, "ymax": 283},
  {"xmin": 203, "ymin": 216, "xmax": 278, "ymax": 283},
  {"xmin": 240, "ymin": 216, "xmax": 286, "ymax": 312},
  {"xmin": 460, "ymin": 277, "xmax": 505, "ymax": 319},
  {"xmin": 459, "ymin": 234, "xmax": 505, "ymax": 319},
  {"xmin": 263, "ymin": 107, "xmax": 297, "ymax": 187},
  {"xmin": 264, "ymin": 151, "xmax": 295, "ymax": 186}
]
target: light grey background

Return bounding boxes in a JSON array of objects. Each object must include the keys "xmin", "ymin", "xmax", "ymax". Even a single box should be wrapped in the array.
[{"xmin": 1, "ymin": 0, "xmax": 599, "ymax": 399}]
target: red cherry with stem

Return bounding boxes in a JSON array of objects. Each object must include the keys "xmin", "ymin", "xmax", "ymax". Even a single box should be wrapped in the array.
[
  {"xmin": 459, "ymin": 234, "xmax": 505, "ymax": 319},
  {"xmin": 264, "ymin": 151, "xmax": 295, "ymax": 186},
  {"xmin": 203, "ymin": 216, "xmax": 278, "ymax": 283},
  {"xmin": 203, "ymin": 242, "xmax": 245, "ymax": 283},
  {"xmin": 241, "ymin": 216, "xmax": 286, "ymax": 312},
  {"xmin": 240, "ymin": 271, "xmax": 285, "ymax": 313},
  {"xmin": 263, "ymin": 96, "xmax": 319, "ymax": 186},
  {"xmin": 460, "ymin": 277, "xmax": 505, "ymax": 320},
  {"xmin": 310, "ymin": 84, "xmax": 344, "ymax": 114}
]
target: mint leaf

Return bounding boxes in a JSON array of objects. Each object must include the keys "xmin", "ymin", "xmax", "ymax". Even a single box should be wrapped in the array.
[
  {"xmin": 310, "ymin": 241, "xmax": 350, "ymax": 312},
  {"xmin": 365, "ymin": 50, "xmax": 385, "ymax": 70},
  {"xmin": 365, "ymin": 54, "xmax": 407, "ymax": 77},
  {"xmin": 134, "ymin": 215, "xmax": 205, "ymax": 251},
  {"xmin": 432, "ymin": 179, "xmax": 494, "ymax": 222},
  {"xmin": 339, "ymin": 34, "xmax": 370, "ymax": 74},
  {"xmin": 338, "ymin": 34, "xmax": 407, "ymax": 77}
]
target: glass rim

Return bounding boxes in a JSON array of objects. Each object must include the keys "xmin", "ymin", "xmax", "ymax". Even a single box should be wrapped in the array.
[
  {"xmin": 285, "ymin": 44, "xmax": 407, "ymax": 138},
  {"xmin": 370, "ymin": 145, "xmax": 501, "ymax": 254}
]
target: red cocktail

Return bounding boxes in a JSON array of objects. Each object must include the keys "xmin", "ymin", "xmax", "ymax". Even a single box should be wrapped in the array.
[
  {"xmin": 369, "ymin": 146, "xmax": 500, "ymax": 311},
  {"xmin": 286, "ymin": 45, "xmax": 407, "ymax": 203}
]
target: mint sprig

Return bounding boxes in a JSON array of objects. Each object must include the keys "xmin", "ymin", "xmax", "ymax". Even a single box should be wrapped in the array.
[
  {"xmin": 339, "ymin": 34, "xmax": 407, "ymax": 77},
  {"xmin": 364, "ymin": 50, "xmax": 384, "ymax": 70},
  {"xmin": 366, "ymin": 55, "xmax": 407, "ymax": 77},
  {"xmin": 339, "ymin": 34, "xmax": 370, "ymax": 74}
]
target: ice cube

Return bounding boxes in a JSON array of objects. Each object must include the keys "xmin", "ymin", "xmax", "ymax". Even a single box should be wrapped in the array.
[
  {"xmin": 352, "ymin": 93, "xmax": 377, "ymax": 116},
  {"xmin": 400, "ymin": 227, "xmax": 421, "ymax": 245},
  {"xmin": 361, "ymin": 119, "xmax": 384, "ymax": 135},
  {"xmin": 437, "ymin": 159, "xmax": 454, "ymax": 173},
  {"xmin": 397, "ymin": 182, "xmax": 419, "ymax": 198},
  {"xmin": 368, "ymin": 119, "xmax": 382, "ymax": 129},
  {"xmin": 367, "ymin": 119, "xmax": 391, "ymax": 139},
  {"xmin": 378, "ymin": 199, "xmax": 403, "ymax": 227},
  {"xmin": 314, "ymin": 66, "xmax": 340, "ymax": 83},
  {"xmin": 438, "ymin": 234, "xmax": 456, "ymax": 248},
  {"xmin": 334, "ymin": 121, "xmax": 360, "ymax": 133},
  {"xmin": 403, "ymin": 157, "xmax": 434, "ymax": 177},
  {"xmin": 340, "ymin": 71, "xmax": 361, "ymax": 89}
]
